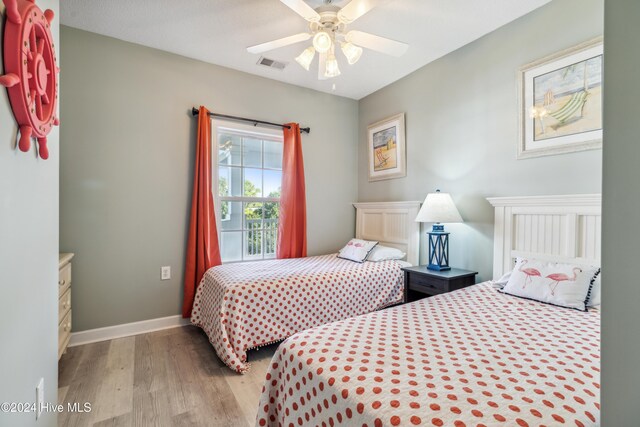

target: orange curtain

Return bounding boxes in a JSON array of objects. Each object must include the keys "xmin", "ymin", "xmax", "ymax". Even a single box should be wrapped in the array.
[
  {"xmin": 277, "ymin": 123, "xmax": 307, "ymax": 259},
  {"xmin": 182, "ymin": 106, "xmax": 222, "ymax": 318}
]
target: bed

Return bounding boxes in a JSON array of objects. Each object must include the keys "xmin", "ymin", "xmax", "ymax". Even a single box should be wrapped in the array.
[
  {"xmin": 256, "ymin": 194, "xmax": 601, "ymax": 426},
  {"xmin": 191, "ymin": 201, "xmax": 421, "ymax": 373}
]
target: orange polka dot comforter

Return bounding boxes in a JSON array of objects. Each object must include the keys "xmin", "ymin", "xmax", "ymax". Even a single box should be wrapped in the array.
[
  {"xmin": 257, "ymin": 282, "xmax": 600, "ymax": 427},
  {"xmin": 191, "ymin": 255, "xmax": 405, "ymax": 373}
]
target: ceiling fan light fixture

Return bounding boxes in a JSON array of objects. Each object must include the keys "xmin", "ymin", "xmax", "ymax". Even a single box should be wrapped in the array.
[
  {"xmin": 324, "ymin": 52, "xmax": 341, "ymax": 78},
  {"xmin": 313, "ymin": 31, "xmax": 332, "ymax": 53},
  {"xmin": 341, "ymin": 42, "xmax": 363, "ymax": 65},
  {"xmin": 295, "ymin": 46, "xmax": 316, "ymax": 71}
]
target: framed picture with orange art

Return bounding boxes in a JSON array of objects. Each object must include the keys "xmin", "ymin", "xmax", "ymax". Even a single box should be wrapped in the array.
[
  {"xmin": 367, "ymin": 113, "xmax": 406, "ymax": 181},
  {"xmin": 518, "ymin": 37, "xmax": 603, "ymax": 159}
]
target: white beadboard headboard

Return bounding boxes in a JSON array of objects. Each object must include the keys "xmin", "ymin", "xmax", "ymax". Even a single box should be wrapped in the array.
[
  {"xmin": 353, "ymin": 201, "xmax": 421, "ymax": 266},
  {"xmin": 487, "ymin": 194, "xmax": 601, "ymax": 279}
]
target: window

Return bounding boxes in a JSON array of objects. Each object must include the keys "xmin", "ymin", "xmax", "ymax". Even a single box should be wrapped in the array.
[{"xmin": 214, "ymin": 123, "xmax": 283, "ymax": 263}]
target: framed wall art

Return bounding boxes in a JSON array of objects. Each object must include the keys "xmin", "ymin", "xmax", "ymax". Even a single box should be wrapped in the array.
[
  {"xmin": 367, "ymin": 113, "xmax": 406, "ymax": 181},
  {"xmin": 518, "ymin": 37, "xmax": 603, "ymax": 159}
]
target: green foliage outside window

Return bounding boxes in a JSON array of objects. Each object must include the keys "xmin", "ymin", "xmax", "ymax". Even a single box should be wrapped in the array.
[{"xmin": 219, "ymin": 176, "xmax": 280, "ymax": 255}]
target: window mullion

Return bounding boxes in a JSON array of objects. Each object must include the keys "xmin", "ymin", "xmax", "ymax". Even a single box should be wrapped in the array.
[
  {"xmin": 262, "ymin": 195, "xmax": 266, "ymax": 260},
  {"xmin": 220, "ymin": 197, "xmax": 279, "ymax": 203}
]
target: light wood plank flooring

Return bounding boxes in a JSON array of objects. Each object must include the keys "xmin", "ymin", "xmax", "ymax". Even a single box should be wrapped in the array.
[{"xmin": 58, "ymin": 326, "xmax": 278, "ymax": 427}]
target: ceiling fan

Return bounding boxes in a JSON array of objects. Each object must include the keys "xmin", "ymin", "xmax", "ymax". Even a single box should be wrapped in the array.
[{"xmin": 247, "ymin": 0, "xmax": 408, "ymax": 80}]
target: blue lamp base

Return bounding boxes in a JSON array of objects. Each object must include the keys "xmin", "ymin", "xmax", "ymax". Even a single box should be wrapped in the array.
[{"xmin": 427, "ymin": 224, "xmax": 451, "ymax": 271}]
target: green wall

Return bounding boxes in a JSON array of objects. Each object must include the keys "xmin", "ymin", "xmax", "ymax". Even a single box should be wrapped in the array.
[
  {"xmin": 59, "ymin": 27, "xmax": 359, "ymax": 331},
  {"xmin": 0, "ymin": 1, "xmax": 60, "ymax": 426},
  {"xmin": 357, "ymin": 0, "xmax": 604, "ymax": 281},
  {"xmin": 601, "ymin": 0, "xmax": 640, "ymax": 422}
]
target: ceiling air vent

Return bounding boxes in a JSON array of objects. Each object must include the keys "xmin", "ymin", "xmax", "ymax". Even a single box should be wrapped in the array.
[{"xmin": 257, "ymin": 56, "xmax": 288, "ymax": 70}]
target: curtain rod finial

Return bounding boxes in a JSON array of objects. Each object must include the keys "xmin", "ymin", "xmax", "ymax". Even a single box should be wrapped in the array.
[{"xmin": 191, "ymin": 107, "xmax": 199, "ymax": 116}]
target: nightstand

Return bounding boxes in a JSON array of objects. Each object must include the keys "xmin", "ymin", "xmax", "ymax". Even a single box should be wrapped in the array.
[{"xmin": 402, "ymin": 266, "xmax": 478, "ymax": 302}]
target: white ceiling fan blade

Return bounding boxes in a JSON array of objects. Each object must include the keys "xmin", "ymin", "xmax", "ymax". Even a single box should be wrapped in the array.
[
  {"xmin": 338, "ymin": 0, "xmax": 389, "ymax": 24},
  {"xmin": 345, "ymin": 30, "xmax": 408, "ymax": 57},
  {"xmin": 318, "ymin": 51, "xmax": 327, "ymax": 80},
  {"xmin": 247, "ymin": 33, "xmax": 311, "ymax": 54},
  {"xmin": 280, "ymin": 0, "xmax": 321, "ymax": 22}
]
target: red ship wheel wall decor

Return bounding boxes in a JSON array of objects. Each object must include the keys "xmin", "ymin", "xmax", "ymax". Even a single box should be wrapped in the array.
[{"xmin": 0, "ymin": 0, "xmax": 59, "ymax": 160}]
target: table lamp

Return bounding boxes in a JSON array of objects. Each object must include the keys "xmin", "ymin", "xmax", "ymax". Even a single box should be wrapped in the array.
[{"xmin": 415, "ymin": 190, "xmax": 463, "ymax": 271}]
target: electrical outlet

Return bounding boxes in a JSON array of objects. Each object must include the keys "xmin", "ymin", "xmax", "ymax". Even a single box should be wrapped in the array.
[
  {"xmin": 161, "ymin": 266, "xmax": 171, "ymax": 280},
  {"xmin": 36, "ymin": 378, "xmax": 43, "ymax": 420}
]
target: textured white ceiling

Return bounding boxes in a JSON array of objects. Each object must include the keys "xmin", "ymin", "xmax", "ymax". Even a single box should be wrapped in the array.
[{"xmin": 60, "ymin": 0, "xmax": 551, "ymax": 99}]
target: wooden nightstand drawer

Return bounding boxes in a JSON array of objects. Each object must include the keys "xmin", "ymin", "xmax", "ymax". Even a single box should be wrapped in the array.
[
  {"xmin": 58, "ymin": 310, "xmax": 72, "ymax": 359},
  {"xmin": 59, "ymin": 288, "xmax": 71, "ymax": 324},
  {"xmin": 402, "ymin": 266, "xmax": 478, "ymax": 302},
  {"xmin": 409, "ymin": 274, "xmax": 448, "ymax": 293},
  {"xmin": 58, "ymin": 262, "xmax": 71, "ymax": 297}
]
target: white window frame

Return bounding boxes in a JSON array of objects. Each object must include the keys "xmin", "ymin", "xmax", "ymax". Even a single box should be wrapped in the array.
[{"xmin": 211, "ymin": 120, "xmax": 283, "ymax": 263}]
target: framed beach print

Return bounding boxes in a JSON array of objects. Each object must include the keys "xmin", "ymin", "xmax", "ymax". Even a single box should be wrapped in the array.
[
  {"xmin": 518, "ymin": 37, "xmax": 603, "ymax": 159},
  {"xmin": 367, "ymin": 113, "xmax": 406, "ymax": 181}
]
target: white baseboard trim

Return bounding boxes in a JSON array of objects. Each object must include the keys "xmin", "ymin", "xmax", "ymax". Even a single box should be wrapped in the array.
[{"xmin": 68, "ymin": 315, "xmax": 191, "ymax": 347}]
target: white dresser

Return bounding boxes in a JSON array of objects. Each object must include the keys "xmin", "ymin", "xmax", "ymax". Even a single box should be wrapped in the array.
[{"xmin": 58, "ymin": 253, "xmax": 74, "ymax": 359}]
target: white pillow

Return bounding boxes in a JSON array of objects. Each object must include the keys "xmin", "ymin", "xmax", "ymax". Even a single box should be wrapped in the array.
[
  {"xmin": 588, "ymin": 272, "xmax": 601, "ymax": 307},
  {"xmin": 337, "ymin": 239, "xmax": 378, "ymax": 263},
  {"xmin": 492, "ymin": 271, "xmax": 512, "ymax": 289},
  {"xmin": 501, "ymin": 258, "xmax": 600, "ymax": 311},
  {"xmin": 366, "ymin": 245, "xmax": 406, "ymax": 262}
]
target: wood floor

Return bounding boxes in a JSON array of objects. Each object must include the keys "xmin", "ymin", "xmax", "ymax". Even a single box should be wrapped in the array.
[{"xmin": 58, "ymin": 326, "xmax": 278, "ymax": 427}]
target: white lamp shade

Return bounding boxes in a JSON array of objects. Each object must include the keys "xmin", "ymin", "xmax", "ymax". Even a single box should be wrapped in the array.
[
  {"xmin": 295, "ymin": 46, "xmax": 316, "ymax": 71},
  {"xmin": 415, "ymin": 192, "xmax": 463, "ymax": 223},
  {"xmin": 324, "ymin": 51, "xmax": 341, "ymax": 78},
  {"xmin": 313, "ymin": 31, "xmax": 332, "ymax": 53},
  {"xmin": 341, "ymin": 42, "xmax": 363, "ymax": 65}
]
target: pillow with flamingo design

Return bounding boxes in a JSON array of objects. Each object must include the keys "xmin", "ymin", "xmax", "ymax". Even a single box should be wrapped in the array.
[
  {"xmin": 337, "ymin": 239, "xmax": 378, "ymax": 263},
  {"xmin": 491, "ymin": 268, "xmax": 602, "ymax": 307},
  {"xmin": 500, "ymin": 258, "xmax": 600, "ymax": 311}
]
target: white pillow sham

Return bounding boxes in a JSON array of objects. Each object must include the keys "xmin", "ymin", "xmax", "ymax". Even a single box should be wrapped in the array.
[
  {"xmin": 501, "ymin": 258, "xmax": 599, "ymax": 312},
  {"xmin": 366, "ymin": 245, "xmax": 406, "ymax": 262},
  {"xmin": 493, "ymin": 267, "xmax": 602, "ymax": 308},
  {"xmin": 337, "ymin": 239, "xmax": 378, "ymax": 263}
]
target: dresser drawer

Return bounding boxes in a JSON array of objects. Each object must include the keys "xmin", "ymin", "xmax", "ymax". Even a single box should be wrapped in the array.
[
  {"xmin": 58, "ymin": 262, "xmax": 71, "ymax": 297},
  {"xmin": 59, "ymin": 288, "xmax": 71, "ymax": 324},
  {"xmin": 408, "ymin": 273, "xmax": 448, "ymax": 293},
  {"xmin": 58, "ymin": 310, "xmax": 72, "ymax": 359}
]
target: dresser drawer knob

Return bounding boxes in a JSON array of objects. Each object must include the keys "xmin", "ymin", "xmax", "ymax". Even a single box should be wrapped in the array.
[
  {"xmin": 62, "ymin": 302, "xmax": 69, "ymax": 309},
  {"xmin": 58, "ymin": 279, "xmax": 66, "ymax": 286}
]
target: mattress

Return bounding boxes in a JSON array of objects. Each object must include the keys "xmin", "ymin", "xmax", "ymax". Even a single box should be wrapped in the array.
[
  {"xmin": 257, "ymin": 282, "xmax": 600, "ymax": 426},
  {"xmin": 191, "ymin": 254, "xmax": 406, "ymax": 373}
]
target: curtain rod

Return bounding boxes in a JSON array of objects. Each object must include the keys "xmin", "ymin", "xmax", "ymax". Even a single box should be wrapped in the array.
[{"xmin": 191, "ymin": 108, "xmax": 310, "ymax": 134}]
